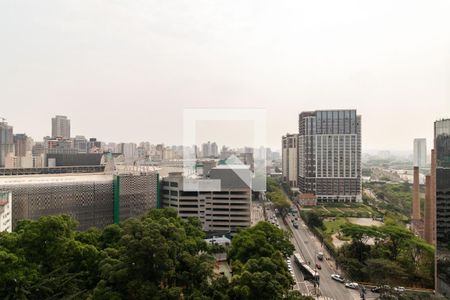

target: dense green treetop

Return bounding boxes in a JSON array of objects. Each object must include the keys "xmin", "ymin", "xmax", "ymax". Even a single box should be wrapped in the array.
[
  {"xmin": 266, "ymin": 177, "xmax": 292, "ymax": 217},
  {"xmin": 0, "ymin": 209, "xmax": 311, "ymax": 300},
  {"xmin": 226, "ymin": 221, "xmax": 306, "ymax": 300},
  {"xmin": 337, "ymin": 223, "xmax": 434, "ymax": 288}
]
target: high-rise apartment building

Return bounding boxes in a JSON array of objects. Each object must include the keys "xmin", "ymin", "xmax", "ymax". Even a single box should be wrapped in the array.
[
  {"xmin": 298, "ymin": 110, "xmax": 362, "ymax": 203},
  {"xmin": 14, "ymin": 133, "xmax": 31, "ymax": 157},
  {"xmin": 435, "ymin": 119, "xmax": 450, "ymax": 296},
  {"xmin": 413, "ymin": 138, "xmax": 427, "ymax": 167},
  {"xmin": 282, "ymin": 133, "xmax": 298, "ymax": 188},
  {"xmin": 51, "ymin": 115, "xmax": 71, "ymax": 139},
  {"xmin": 202, "ymin": 141, "xmax": 211, "ymax": 158},
  {"xmin": 118, "ymin": 143, "xmax": 137, "ymax": 160},
  {"xmin": 211, "ymin": 142, "xmax": 219, "ymax": 157},
  {"xmin": 0, "ymin": 121, "xmax": 14, "ymax": 168}
]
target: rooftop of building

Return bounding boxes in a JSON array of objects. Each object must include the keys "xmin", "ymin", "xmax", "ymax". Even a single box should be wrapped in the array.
[
  {"xmin": 299, "ymin": 109, "xmax": 361, "ymax": 117},
  {"xmin": 0, "ymin": 165, "xmax": 106, "ymax": 176},
  {"xmin": 163, "ymin": 165, "xmax": 252, "ymax": 190},
  {"xmin": 0, "ymin": 173, "xmax": 114, "ymax": 185},
  {"xmin": 299, "ymin": 193, "xmax": 316, "ymax": 200},
  {"xmin": 213, "ymin": 164, "xmax": 250, "ymax": 170},
  {"xmin": 0, "ymin": 170, "xmax": 158, "ymax": 186}
]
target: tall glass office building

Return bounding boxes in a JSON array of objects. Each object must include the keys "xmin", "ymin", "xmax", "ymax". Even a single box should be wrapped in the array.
[{"xmin": 435, "ymin": 118, "xmax": 450, "ymax": 296}]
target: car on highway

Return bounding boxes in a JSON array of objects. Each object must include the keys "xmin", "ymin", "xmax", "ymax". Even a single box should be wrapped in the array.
[
  {"xmin": 331, "ymin": 274, "xmax": 345, "ymax": 283},
  {"xmin": 315, "ymin": 263, "xmax": 321, "ymax": 270},
  {"xmin": 394, "ymin": 286, "xmax": 405, "ymax": 293},
  {"xmin": 345, "ymin": 282, "xmax": 359, "ymax": 289},
  {"xmin": 293, "ymin": 222, "xmax": 299, "ymax": 229}
]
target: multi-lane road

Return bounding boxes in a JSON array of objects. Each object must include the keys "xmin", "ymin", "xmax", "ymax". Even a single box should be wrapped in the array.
[
  {"xmin": 285, "ymin": 213, "xmax": 359, "ymax": 299},
  {"xmin": 266, "ymin": 206, "xmax": 377, "ymax": 300}
]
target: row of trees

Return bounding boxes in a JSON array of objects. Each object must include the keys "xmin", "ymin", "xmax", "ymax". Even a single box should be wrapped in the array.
[
  {"xmin": 366, "ymin": 182, "xmax": 413, "ymax": 217},
  {"xmin": 0, "ymin": 208, "xmax": 312, "ymax": 299},
  {"xmin": 0, "ymin": 209, "xmax": 215, "ymax": 299},
  {"xmin": 266, "ymin": 177, "xmax": 292, "ymax": 217},
  {"xmin": 299, "ymin": 209, "xmax": 434, "ymax": 289},
  {"xmin": 300, "ymin": 210, "xmax": 323, "ymax": 229},
  {"xmin": 226, "ymin": 222, "xmax": 311, "ymax": 299},
  {"xmin": 337, "ymin": 223, "xmax": 434, "ymax": 288}
]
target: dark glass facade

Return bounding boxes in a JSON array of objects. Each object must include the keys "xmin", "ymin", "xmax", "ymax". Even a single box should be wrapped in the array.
[{"xmin": 436, "ymin": 119, "xmax": 450, "ymax": 296}]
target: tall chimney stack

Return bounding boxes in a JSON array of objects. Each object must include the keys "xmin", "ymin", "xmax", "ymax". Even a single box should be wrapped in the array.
[{"xmin": 412, "ymin": 166, "xmax": 421, "ymax": 221}]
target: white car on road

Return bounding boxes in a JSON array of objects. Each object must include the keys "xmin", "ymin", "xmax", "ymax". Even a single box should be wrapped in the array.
[
  {"xmin": 345, "ymin": 282, "xmax": 359, "ymax": 289},
  {"xmin": 331, "ymin": 274, "xmax": 345, "ymax": 283}
]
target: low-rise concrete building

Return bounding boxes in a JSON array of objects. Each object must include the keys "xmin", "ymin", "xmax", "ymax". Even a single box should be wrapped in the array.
[
  {"xmin": 298, "ymin": 193, "xmax": 317, "ymax": 206},
  {"xmin": 161, "ymin": 165, "xmax": 252, "ymax": 234},
  {"xmin": 0, "ymin": 172, "xmax": 159, "ymax": 230}
]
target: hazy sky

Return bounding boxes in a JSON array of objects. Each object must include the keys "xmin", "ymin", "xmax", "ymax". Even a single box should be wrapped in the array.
[{"xmin": 1, "ymin": 0, "xmax": 449, "ymax": 151}]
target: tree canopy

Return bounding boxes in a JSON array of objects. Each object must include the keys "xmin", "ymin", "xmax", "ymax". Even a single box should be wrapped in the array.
[
  {"xmin": 266, "ymin": 177, "xmax": 292, "ymax": 217},
  {"xmin": 302, "ymin": 211, "xmax": 324, "ymax": 230},
  {"xmin": 0, "ymin": 210, "xmax": 313, "ymax": 300},
  {"xmin": 226, "ymin": 222, "xmax": 309, "ymax": 300},
  {"xmin": 337, "ymin": 223, "xmax": 434, "ymax": 288},
  {"xmin": 0, "ymin": 210, "xmax": 213, "ymax": 299}
]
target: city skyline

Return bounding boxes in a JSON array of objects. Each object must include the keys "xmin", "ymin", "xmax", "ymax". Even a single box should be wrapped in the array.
[
  {"xmin": 0, "ymin": 1, "xmax": 447, "ymax": 298},
  {"xmin": 2, "ymin": 1, "xmax": 449, "ymax": 151},
  {"xmin": 0, "ymin": 113, "xmax": 445, "ymax": 154}
]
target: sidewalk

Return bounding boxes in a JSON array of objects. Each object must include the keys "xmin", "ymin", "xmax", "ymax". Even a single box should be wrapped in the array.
[{"xmin": 251, "ymin": 201, "xmax": 264, "ymax": 225}]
